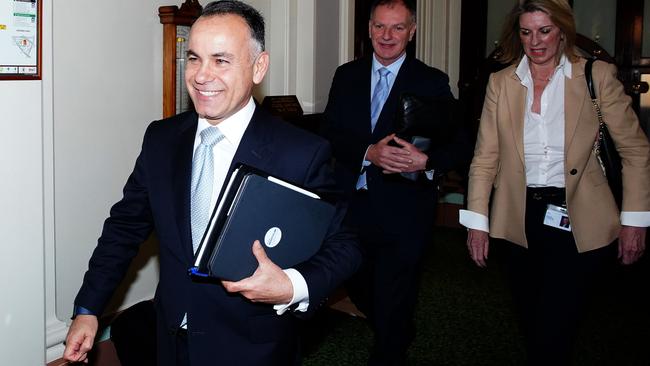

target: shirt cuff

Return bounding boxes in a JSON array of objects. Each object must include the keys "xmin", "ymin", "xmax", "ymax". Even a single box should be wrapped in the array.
[
  {"xmin": 424, "ymin": 169, "xmax": 435, "ymax": 180},
  {"xmin": 620, "ymin": 211, "xmax": 650, "ymax": 227},
  {"xmin": 273, "ymin": 268, "xmax": 309, "ymax": 315},
  {"xmin": 459, "ymin": 210, "xmax": 489, "ymax": 232},
  {"xmin": 72, "ymin": 305, "xmax": 96, "ymax": 319},
  {"xmin": 357, "ymin": 145, "xmax": 373, "ymax": 172}
]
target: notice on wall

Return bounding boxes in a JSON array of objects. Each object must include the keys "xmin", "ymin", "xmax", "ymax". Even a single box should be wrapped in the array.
[{"xmin": 0, "ymin": 0, "xmax": 40, "ymax": 79}]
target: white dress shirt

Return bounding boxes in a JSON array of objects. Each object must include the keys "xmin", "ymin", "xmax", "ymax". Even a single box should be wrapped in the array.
[
  {"xmin": 459, "ymin": 55, "xmax": 650, "ymax": 232},
  {"xmin": 519, "ymin": 55, "xmax": 569, "ymax": 187},
  {"xmin": 194, "ymin": 97, "xmax": 309, "ymax": 315}
]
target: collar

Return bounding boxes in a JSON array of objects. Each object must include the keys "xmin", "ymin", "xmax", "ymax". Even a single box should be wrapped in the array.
[
  {"xmin": 372, "ymin": 52, "xmax": 407, "ymax": 76},
  {"xmin": 196, "ymin": 97, "xmax": 255, "ymax": 148},
  {"xmin": 515, "ymin": 54, "xmax": 572, "ymax": 84}
]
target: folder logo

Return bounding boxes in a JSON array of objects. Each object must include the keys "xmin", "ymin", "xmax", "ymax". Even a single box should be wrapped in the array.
[{"xmin": 264, "ymin": 227, "xmax": 282, "ymax": 248}]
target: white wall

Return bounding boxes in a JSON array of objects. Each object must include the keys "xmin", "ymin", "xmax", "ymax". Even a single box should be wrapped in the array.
[
  {"xmin": 315, "ymin": 0, "xmax": 342, "ymax": 112},
  {"xmin": 0, "ymin": 81, "xmax": 46, "ymax": 365},
  {"xmin": 51, "ymin": 0, "xmax": 167, "ymax": 322},
  {"xmin": 45, "ymin": 0, "xmax": 171, "ymax": 361}
]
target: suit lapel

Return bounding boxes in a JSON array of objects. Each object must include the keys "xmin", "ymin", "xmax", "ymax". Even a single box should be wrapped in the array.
[
  {"xmin": 226, "ymin": 106, "xmax": 274, "ymax": 179},
  {"xmin": 172, "ymin": 112, "xmax": 199, "ymax": 262},
  {"xmin": 505, "ymin": 70, "xmax": 527, "ymax": 165}
]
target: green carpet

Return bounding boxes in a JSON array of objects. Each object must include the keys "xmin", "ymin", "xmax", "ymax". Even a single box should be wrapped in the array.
[{"xmin": 301, "ymin": 227, "xmax": 650, "ymax": 366}]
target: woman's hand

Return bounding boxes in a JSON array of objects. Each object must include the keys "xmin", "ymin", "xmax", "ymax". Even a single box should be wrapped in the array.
[
  {"xmin": 467, "ymin": 229, "xmax": 490, "ymax": 268},
  {"xmin": 618, "ymin": 226, "xmax": 646, "ymax": 265}
]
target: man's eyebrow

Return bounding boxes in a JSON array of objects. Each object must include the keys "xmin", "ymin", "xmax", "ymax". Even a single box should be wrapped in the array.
[
  {"xmin": 371, "ymin": 20, "xmax": 408, "ymax": 27},
  {"xmin": 211, "ymin": 52, "xmax": 235, "ymax": 59},
  {"xmin": 185, "ymin": 50, "xmax": 236, "ymax": 59}
]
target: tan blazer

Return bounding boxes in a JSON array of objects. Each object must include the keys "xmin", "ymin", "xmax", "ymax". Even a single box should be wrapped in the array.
[{"xmin": 467, "ymin": 58, "xmax": 650, "ymax": 252}]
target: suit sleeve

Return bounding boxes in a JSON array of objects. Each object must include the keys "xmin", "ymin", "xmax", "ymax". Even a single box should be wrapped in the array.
[
  {"xmin": 323, "ymin": 68, "xmax": 372, "ymax": 175},
  {"xmin": 74, "ymin": 126, "xmax": 156, "ymax": 316},
  {"xmin": 467, "ymin": 73, "xmax": 501, "ymax": 217},
  {"xmin": 423, "ymin": 72, "xmax": 472, "ymax": 176},
  {"xmin": 596, "ymin": 61, "xmax": 650, "ymax": 212},
  {"xmin": 292, "ymin": 140, "xmax": 362, "ymax": 318}
]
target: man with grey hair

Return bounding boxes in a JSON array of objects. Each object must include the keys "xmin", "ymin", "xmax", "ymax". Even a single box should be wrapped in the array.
[
  {"xmin": 324, "ymin": 0, "xmax": 469, "ymax": 364},
  {"xmin": 63, "ymin": 1, "xmax": 361, "ymax": 365}
]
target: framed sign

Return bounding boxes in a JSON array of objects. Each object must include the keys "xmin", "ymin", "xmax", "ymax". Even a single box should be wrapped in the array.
[
  {"xmin": 0, "ymin": 0, "xmax": 41, "ymax": 80},
  {"xmin": 261, "ymin": 95, "xmax": 303, "ymax": 120}
]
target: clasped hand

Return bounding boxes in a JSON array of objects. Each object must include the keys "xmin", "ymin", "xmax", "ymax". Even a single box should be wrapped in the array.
[
  {"xmin": 222, "ymin": 240, "xmax": 293, "ymax": 304},
  {"xmin": 366, "ymin": 134, "xmax": 428, "ymax": 174}
]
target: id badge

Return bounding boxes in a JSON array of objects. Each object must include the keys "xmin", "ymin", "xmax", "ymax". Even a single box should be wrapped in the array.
[{"xmin": 543, "ymin": 204, "xmax": 571, "ymax": 231}]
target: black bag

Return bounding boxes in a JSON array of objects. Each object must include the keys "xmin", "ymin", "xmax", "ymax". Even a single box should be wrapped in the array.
[
  {"xmin": 585, "ymin": 58, "xmax": 623, "ymax": 207},
  {"xmin": 110, "ymin": 300, "xmax": 157, "ymax": 366},
  {"xmin": 390, "ymin": 93, "xmax": 457, "ymax": 181}
]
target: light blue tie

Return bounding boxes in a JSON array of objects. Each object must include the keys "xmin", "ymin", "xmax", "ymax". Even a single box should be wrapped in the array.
[
  {"xmin": 190, "ymin": 126, "xmax": 225, "ymax": 253},
  {"xmin": 370, "ymin": 67, "xmax": 391, "ymax": 132},
  {"xmin": 357, "ymin": 67, "xmax": 391, "ymax": 190}
]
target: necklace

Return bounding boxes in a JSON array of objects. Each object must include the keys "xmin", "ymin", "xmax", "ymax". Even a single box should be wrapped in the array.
[{"xmin": 531, "ymin": 68, "xmax": 554, "ymax": 83}]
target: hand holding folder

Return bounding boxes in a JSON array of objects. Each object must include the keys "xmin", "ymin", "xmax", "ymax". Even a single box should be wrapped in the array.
[
  {"xmin": 190, "ymin": 164, "xmax": 337, "ymax": 281},
  {"xmin": 221, "ymin": 240, "xmax": 294, "ymax": 304}
]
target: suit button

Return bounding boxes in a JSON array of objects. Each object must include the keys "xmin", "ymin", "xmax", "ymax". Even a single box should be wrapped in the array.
[{"xmin": 570, "ymin": 169, "xmax": 577, "ymax": 175}]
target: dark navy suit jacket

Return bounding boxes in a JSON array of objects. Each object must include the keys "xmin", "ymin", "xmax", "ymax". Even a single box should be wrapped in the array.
[{"xmin": 74, "ymin": 106, "xmax": 361, "ymax": 365}]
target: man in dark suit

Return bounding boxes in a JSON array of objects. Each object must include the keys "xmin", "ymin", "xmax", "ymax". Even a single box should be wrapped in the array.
[
  {"xmin": 324, "ymin": 0, "xmax": 468, "ymax": 364},
  {"xmin": 63, "ymin": 1, "xmax": 361, "ymax": 365}
]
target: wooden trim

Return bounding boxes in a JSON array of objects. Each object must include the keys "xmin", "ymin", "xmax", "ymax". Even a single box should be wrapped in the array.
[
  {"xmin": 161, "ymin": 23, "xmax": 177, "ymax": 119},
  {"xmin": 575, "ymin": 33, "xmax": 616, "ymax": 63},
  {"xmin": 158, "ymin": 1, "xmax": 201, "ymax": 26},
  {"xmin": 158, "ymin": 1, "xmax": 202, "ymax": 118},
  {"xmin": 46, "ymin": 339, "xmax": 121, "ymax": 366}
]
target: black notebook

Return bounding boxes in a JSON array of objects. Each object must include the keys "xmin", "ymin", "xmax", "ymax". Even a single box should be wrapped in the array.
[
  {"xmin": 189, "ymin": 164, "xmax": 336, "ymax": 281},
  {"xmin": 390, "ymin": 93, "xmax": 458, "ymax": 181}
]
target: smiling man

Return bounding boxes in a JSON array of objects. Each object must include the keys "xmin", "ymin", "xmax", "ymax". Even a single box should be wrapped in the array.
[
  {"xmin": 323, "ymin": 0, "xmax": 469, "ymax": 365},
  {"xmin": 62, "ymin": 1, "xmax": 361, "ymax": 365}
]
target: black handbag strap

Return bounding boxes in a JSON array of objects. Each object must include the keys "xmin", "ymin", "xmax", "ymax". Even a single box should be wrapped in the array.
[
  {"xmin": 585, "ymin": 58, "xmax": 597, "ymax": 100},
  {"xmin": 584, "ymin": 58, "xmax": 605, "ymax": 126}
]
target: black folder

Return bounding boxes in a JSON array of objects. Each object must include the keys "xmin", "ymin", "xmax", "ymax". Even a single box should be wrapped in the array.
[
  {"xmin": 392, "ymin": 93, "xmax": 457, "ymax": 145},
  {"xmin": 390, "ymin": 93, "xmax": 458, "ymax": 181},
  {"xmin": 189, "ymin": 164, "xmax": 336, "ymax": 281}
]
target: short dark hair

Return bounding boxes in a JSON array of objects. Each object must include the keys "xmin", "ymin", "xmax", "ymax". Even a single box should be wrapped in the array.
[
  {"xmin": 369, "ymin": 0, "xmax": 417, "ymax": 23},
  {"xmin": 200, "ymin": 0, "xmax": 265, "ymax": 53},
  {"xmin": 497, "ymin": 0, "xmax": 577, "ymax": 64}
]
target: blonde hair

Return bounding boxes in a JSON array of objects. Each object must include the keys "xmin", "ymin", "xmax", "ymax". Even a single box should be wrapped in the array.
[{"xmin": 497, "ymin": 0, "xmax": 578, "ymax": 64}]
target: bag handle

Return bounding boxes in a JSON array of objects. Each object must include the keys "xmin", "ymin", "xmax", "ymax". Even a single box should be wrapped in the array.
[
  {"xmin": 584, "ymin": 58, "xmax": 611, "ymax": 178},
  {"xmin": 584, "ymin": 58, "xmax": 605, "ymax": 126},
  {"xmin": 585, "ymin": 58, "xmax": 596, "ymax": 100}
]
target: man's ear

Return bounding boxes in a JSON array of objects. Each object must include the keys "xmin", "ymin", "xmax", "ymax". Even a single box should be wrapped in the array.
[
  {"xmin": 408, "ymin": 23, "xmax": 417, "ymax": 42},
  {"xmin": 252, "ymin": 51, "xmax": 269, "ymax": 85}
]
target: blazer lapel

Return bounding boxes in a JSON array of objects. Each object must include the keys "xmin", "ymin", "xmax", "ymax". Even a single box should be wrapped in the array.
[
  {"xmin": 225, "ymin": 106, "xmax": 274, "ymax": 181},
  {"xmin": 172, "ymin": 112, "xmax": 199, "ymax": 262},
  {"xmin": 564, "ymin": 59, "xmax": 589, "ymax": 157},
  {"xmin": 505, "ymin": 70, "xmax": 527, "ymax": 166}
]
